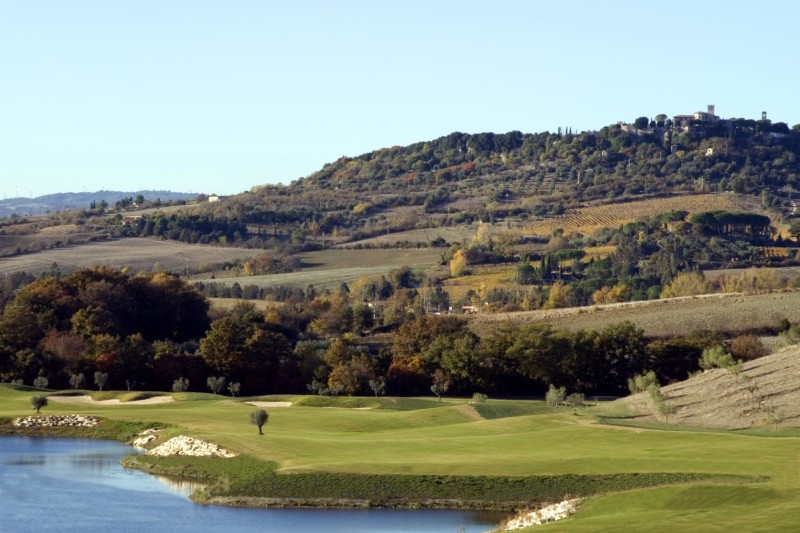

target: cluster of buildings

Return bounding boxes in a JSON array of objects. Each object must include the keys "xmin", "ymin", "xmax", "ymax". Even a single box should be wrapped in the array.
[{"xmin": 620, "ymin": 105, "xmax": 771, "ymax": 135}]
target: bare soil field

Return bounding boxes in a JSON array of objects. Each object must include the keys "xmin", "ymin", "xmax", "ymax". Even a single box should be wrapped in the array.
[
  {"xmin": 704, "ymin": 266, "xmax": 800, "ymax": 285},
  {"xmin": 196, "ymin": 248, "xmax": 445, "ymax": 291},
  {"xmin": 0, "ymin": 238, "xmax": 259, "ymax": 277},
  {"xmin": 616, "ymin": 345, "xmax": 800, "ymax": 429},
  {"xmin": 0, "ymin": 226, "xmax": 107, "ymax": 257},
  {"xmin": 471, "ymin": 291, "xmax": 800, "ymax": 337},
  {"xmin": 521, "ymin": 193, "xmax": 755, "ymax": 237},
  {"xmin": 341, "ymin": 224, "xmax": 478, "ymax": 248}
]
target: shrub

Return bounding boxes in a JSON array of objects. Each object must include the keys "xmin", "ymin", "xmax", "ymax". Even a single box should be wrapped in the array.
[
  {"xmin": 250, "ymin": 409, "xmax": 269, "ymax": 435},
  {"xmin": 368, "ymin": 378, "xmax": 386, "ymax": 397},
  {"xmin": 565, "ymin": 392, "xmax": 585, "ymax": 414},
  {"xmin": 472, "ymin": 392, "xmax": 488, "ymax": 403},
  {"xmin": 729, "ymin": 335, "xmax": 768, "ymax": 361},
  {"xmin": 32, "ymin": 376, "xmax": 49, "ymax": 389},
  {"xmin": 648, "ymin": 385, "xmax": 677, "ymax": 423},
  {"xmin": 207, "ymin": 376, "xmax": 226, "ymax": 394},
  {"xmin": 94, "ymin": 371, "xmax": 109, "ymax": 391},
  {"xmin": 699, "ymin": 346, "xmax": 736, "ymax": 370},
  {"xmin": 627, "ymin": 371, "xmax": 659, "ymax": 395},
  {"xmin": 172, "ymin": 377, "xmax": 190, "ymax": 393},
  {"xmin": 69, "ymin": 373, "xmax": 85, "ymax": 390},
  {"xmin": 430, "ymin": 370, "xmax": 450, "ymax": 401},
  {"xmin": 545, "ymin": 384, "xmax": 566, "ymax": 407},
  {"xmin": 779, "ymin": 325, "xmax": 800, "ymax": 347},
  {"xmin": 31, "ymin": 395, "xmax": 48, "ymax": 413}
]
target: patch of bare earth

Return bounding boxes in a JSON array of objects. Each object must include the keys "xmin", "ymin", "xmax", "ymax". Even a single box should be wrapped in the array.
[
  {"xmin": 472, "ymin": 291, "xmax": 800, "ymax": 337},
  {"xmin": 615, "ymin": 346, "xmax": 800, "ymax": 429},
  {"xmin": 0, "ymin": 238, "xmax": 259, "ymax": 277},
  {"xmin": 246, "ymin": 401, "xmax": 292, "ymax": 408},
  {"xmin": 48, "ymin": 395, "xmax": 174, "ymax": 406}
]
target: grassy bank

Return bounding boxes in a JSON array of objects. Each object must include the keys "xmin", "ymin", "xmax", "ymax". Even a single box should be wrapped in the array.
[
  {"xmin": 2, "ymin": 384, "xmax": 799, "ymax": 531},
  {"xmin": 123, "ymin": 453, "xmax": 751, "ymax": 510}
]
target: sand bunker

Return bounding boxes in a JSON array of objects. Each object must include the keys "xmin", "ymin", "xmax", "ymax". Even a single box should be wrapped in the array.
[
  {"xmin": 247, "ymin": 401, "xmax": 292, "ymax": 407},
  {"xmin": 48, "ymin": 395, "xmax": 174, "ymax": 406}
]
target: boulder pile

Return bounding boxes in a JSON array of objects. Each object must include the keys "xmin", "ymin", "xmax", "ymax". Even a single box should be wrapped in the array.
[
  {"xmin": 146, "ymin": 435, "xmax": 236, "ymax": 458},
  {"xmin": 12, "ymin": 415, "xmax": 99, "ymax": 427},
  {"xmin": 501, "ymin": 499, "xmax": 580, "ymax": 530},
  {"xmin": 131, "ymin": 428, "xmax": 161, "ymax": 447}
]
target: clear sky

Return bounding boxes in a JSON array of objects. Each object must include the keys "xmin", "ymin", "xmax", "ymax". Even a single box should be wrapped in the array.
[{"xmin": 2, "ymin": 0, "xmax": 799, "ymax": 199}]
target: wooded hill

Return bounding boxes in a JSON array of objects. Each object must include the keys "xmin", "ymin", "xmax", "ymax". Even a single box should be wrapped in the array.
[{"xmin": 189, "ymin": 112, "xmax": 800, "ymax": 245}]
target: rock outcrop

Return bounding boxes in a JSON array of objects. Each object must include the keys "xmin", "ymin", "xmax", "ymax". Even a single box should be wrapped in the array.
[
  {"xmin": 12, "ymin": 415, "xmax": 99, "ymax": 427},
  {"xmin": 131, "ymin": 428, "xmax": 161, "ymax": 447},
  {"xmin": 146, "ymin": 435, "xmax": 236, "ymax": 458},
  {"xmin": 500, "ymin": 499, "xmax": 580, "ymax": 530}
]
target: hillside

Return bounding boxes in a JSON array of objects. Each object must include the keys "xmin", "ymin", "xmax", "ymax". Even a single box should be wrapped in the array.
[
  {"xmin": 471, "ymin": 290, "xmax": 800, "ymax": 337},
  {"xmin": 200, "ymin": 108, "xmax": 800, "ymax": 247},
  {"xmin": 616, "ymin": 344, "xmax": 800, "ymax": 429},
  {"xmin": 0, "ymin": 190, "xmax": 198, "ymax": 217}
]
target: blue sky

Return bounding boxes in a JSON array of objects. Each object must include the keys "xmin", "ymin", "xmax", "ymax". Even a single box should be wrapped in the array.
[{"xmin": 2, "ymin": 1, "xmax": 799, "ymax": 199}]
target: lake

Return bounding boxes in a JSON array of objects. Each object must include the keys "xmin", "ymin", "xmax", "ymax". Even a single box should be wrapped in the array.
[{"xmin": 0, "ymin": 436, "xmax": 505, "ymax": 533}]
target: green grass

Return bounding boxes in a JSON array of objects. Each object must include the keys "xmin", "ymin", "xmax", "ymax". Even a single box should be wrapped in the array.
[
  {"xmin": 2, "ymin": 384, "xmax": 800, "ymax": 530},
  {"xmin": 125, "ymin": 453, "xmax": 751, "ymax": 510}
]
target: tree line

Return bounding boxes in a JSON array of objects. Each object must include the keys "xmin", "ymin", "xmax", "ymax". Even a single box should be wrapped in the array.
[{"xmin": 0, "ymin": 266, "xmax": 772, "ymax": 399}]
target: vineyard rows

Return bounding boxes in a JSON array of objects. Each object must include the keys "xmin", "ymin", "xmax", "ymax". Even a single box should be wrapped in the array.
[
  {"xmin": 522, "ymin": 193, "xmax": 750, "ymax": 236},
  {"xmin": 762, "ymin": 247, "xmax": 793, "ymax": 258}
]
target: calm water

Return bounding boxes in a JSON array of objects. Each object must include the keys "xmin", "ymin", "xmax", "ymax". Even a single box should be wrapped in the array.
[{"xmin": 0, "ymin": 437, "xmax": 504, "ymax": 533}]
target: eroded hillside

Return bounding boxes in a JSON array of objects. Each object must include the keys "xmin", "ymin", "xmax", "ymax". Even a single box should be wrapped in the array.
[{"xmin": 618, "ymin": 345, "xmax": 800, "ymax": 429}]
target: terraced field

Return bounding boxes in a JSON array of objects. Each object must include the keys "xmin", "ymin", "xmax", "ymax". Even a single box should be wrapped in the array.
[
  {"xmin": 522, "ymin": 193, "xmax": 754, "ymax": 236},
  {"xmin": 195, "ymin": 248, "xmax": 445, "ymax": 292},
  {"xmin": 340, "ymin": 224, "xmax": 478, "ymax": 248},
  {"xmin": 0, "ymin": 238, "xmax": 259, "ymax": 277},
  {"xmin": 471, "ymin": 290, "xmax": 800, "ymax": 337}
]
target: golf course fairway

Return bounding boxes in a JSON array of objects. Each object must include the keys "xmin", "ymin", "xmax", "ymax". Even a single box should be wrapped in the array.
[{"xmin": 1, "ymin": 385, "xmax": 798, "ymax": 532}]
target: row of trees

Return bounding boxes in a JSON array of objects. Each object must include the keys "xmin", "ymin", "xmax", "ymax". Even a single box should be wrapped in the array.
[{"xmin": 0, "ymin": 266, "xmax": 781, "ymax": 398}]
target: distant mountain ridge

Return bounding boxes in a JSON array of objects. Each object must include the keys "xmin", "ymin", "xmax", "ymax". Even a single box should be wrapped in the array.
[{"xmin": 0, "ymin": 190, "xmax": 200, "ymax": 217}]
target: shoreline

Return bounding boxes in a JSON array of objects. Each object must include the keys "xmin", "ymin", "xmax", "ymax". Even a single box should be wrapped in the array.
[
  {"xmin": 198, "ymin": 495, "xmax": 521, "ymax": 512},
  {"xmin": 1, "ymin": 414, "xmax": 768, "ymax": 519}
]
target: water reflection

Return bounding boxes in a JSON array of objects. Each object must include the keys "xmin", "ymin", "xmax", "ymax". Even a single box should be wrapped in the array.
[
  {"xmin": 0, "ymin": 436, "xmax": 504, "ymax": 533},
  {"xmin": 151, "ymin": 474, "xmax": 206, "ymax": 497}
]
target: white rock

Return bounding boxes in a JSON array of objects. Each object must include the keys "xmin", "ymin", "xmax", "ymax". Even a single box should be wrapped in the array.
[
  {"xmin": 131, "ymin": 434, "xmax": 158, "ymax": 447},
  {"xmin": 12, "ymin": 415, "xmax": 99, "ymax": 428},
  {"xmin": 501, "ymin": 499, "xmax": 580, "ymax": 530},
  {"xmin": 146, "ymin": 435, "xmax": 236, "ymax": 458}
]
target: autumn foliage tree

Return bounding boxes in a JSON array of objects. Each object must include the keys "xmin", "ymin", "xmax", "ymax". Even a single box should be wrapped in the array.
[
  {"xmin": 199, "ymin": 303, "xmax": 294, "ymax": 394},
  {"xmin": 389, "ymin": 315, "xmax": 471, "ymax": 394},
  {"xmin": 0, "ymin": 267, "xmax": 208, "ymax": 388}
]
